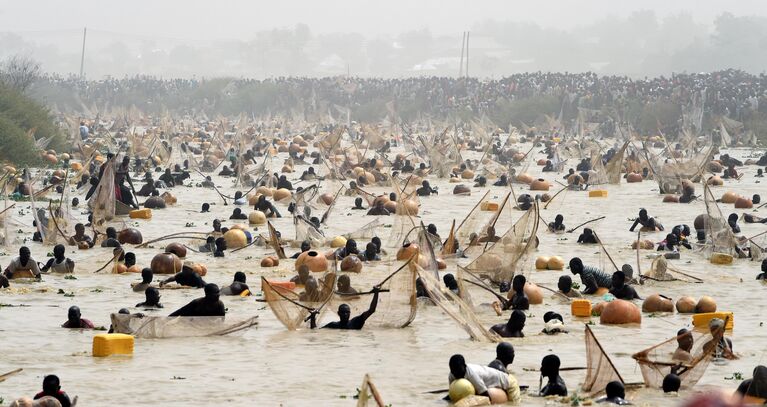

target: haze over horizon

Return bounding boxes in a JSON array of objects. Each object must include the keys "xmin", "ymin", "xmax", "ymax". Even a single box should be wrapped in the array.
[{"xmin": 2, "ymin": 0, "xmax": 767, "ymax": 78}]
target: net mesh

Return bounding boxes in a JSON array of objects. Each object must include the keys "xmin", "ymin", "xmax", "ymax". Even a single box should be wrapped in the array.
[
  {"xmin": 325, "ymin": 260, "xmax": 417, "ymax": 328},
  {"xmin": 463, "ymin": 203, "xmax": 539, "ymax": 284},
  {"xmin": 703, "ymin": 184, "xmax": 739, "ymax": 258},
  {"xmin": 605, "ymin": 141, "xmax": 629, "ymax": 184},
  {"xmin": 88, "ymin": 157, "xmax": 117, "ymax": 226},
  {"xmin": 416, "ymin": 264, "xmax": 500, "ymax": 342},
  {"xmin": 262, "ymin": 273, "xmax": 336, "ymax": 330},
  {"xmin": 583, "ymin": 324, "xmax": 625, "ymax": 395},
  {"xmin": 110, "ymin": 313, "xmax": 259, "ymax": 339},
  {"xmin": 631, "ymin": 329, "xmax": 718, "ymax": 389}
]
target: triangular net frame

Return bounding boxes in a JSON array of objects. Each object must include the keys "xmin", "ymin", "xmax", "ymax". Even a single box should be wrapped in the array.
[
  {"xmin": 631, "ymin": 325, "xmax": 722, "ymax": 389},
  {"xmin": 325, "ymin": 257, "xmax": 417, "ymax": 329},
  {"xmin": 416, "ymin": 264, "xmax": 501, "ymax": 342},
  {"xmin": 703, "ymin": 183, "xmax": 739, "ymax": 258},
  {"xmin": 582, "ymin": 324, "xmax": 625, "ymax": 395},
  {"xmin": 262, "ymin": 272, "xmax": 337, "ymax": 330}
]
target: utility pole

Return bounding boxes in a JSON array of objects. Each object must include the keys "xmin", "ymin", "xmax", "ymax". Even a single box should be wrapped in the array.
[
  {"xmin": 458, "ymin": 31, "xmax": 466, "ymax": 77},
  {"xmin": 79, "ymin": 27, "xmax": 87, "ymax": 79},
  {"xmin": 465, "ymin": 31, "xmax": 470, "ymax": 78}
]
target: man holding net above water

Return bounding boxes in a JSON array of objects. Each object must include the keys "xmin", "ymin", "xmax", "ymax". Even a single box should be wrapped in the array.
[{"xmin": 308, "ymin": 286, "xmax": 380, "ymax": 329}]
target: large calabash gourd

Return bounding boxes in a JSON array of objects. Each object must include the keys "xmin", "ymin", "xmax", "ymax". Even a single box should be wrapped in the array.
[
  {"xmin": 695, "ymin": 296, "xmax": 717, "ymax": 313},
  {"xmin": 676, "ymin": 296, "xmax": 697, "ymax": 313},
  {"xmin": 248, "ymin": 211, "xmax": 266, "ymax": 225},
  {"xmin": 396, "ymin": 243, "xmax": 420, "ymax": 261},
  {"xmin": 165, "ymin": 242, "xmax": 187, "ymax": 258},
  {"xmin": 642, "ymin": 294, "xmax": 674, "ymax": 313},
  {"xmin": 600, "ymin": 299, "xmax": 642, "ymax": 325},
  {"xmin": 530, "ymin": 178, "xmax": 550, "ymax": 191},
  {"xmin": 525, "ymin": 282, "xmax": 543, "ymax": 304},
  {"xmin": 224, "ymin": 229, "xmax": 248, "ymax": 249},
  {"xmin": 118, "ymin": 228, "xmax": 143, "ymax": 245},
  {"xmin": 340, "ymin": 255, "xmax": 363, "ymax": 273},
  {"xmin": 151, "ymin": 252, "xmax": 182, "ymax": 274},
  {"xmin": 273, "ymin": 188, "xmax": 292, "ymax": 201},
  {"xmin": 295, "ymin": 250, "xmax": 329, "ymax": 272}
]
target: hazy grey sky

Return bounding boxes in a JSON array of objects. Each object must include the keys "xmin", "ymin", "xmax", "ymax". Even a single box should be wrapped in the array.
[{"xmin": 1, "ymin": 0, "xmax": 766, "ymax": 40}]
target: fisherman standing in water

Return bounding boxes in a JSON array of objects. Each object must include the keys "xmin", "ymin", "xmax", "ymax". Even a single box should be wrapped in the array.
[{"xmin": 309, "ymin": 286, "xmax": 380, "ymax": 329}]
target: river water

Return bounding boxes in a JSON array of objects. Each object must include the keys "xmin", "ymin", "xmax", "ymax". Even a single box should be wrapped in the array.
[{"xmin": 1, "ymin": 143, "xmax": 765, "ymax": 406}]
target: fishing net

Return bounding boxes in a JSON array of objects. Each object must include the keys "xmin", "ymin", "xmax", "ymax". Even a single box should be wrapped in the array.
[
  {"xmin": 110, "ymin": 313, "xmax": 259, "ymax": 339},
  {"xmin": 645, "ymin": 256, "xmax": 702, "ymax": 283},
  {"xmin": 646, "ymin": 144, "xmax": 712, "ymax": 194},
  {"xmin": 703, "ymin": 184, "xmax": 739, "ymax": 258},
  {"xmin": 343, "ymin": 219, "xmax": 382, "ymax": 241},
  {"xmin": 583, "ymin": 324, "xmax": 625, "ymax": 395},
  {"xmin": 605, "ymin": 141, "xmax": 629, "ymax": 184},
  {"xmin": 453, "ymin": 192, "xmax": 494, "ymax": 253},
  {"xmin": 262, "ymin": 273, "xmax": 336, "ymax": 331},
  {"xmin": 588, "ymin": 148, "xmax": 609, "ymax": 186},
  {"xmin": 88, "ymin": 157, "xmax": 117, "ymax": 226},
  {"xmin": 463, "ymin": 203, "xmax": 539, "ymax": 284},
  {"xmin": 385, "ymin": 177, "xmax": 417, "ymax": 248},
  {"xmin": 416, "ymin": 264, "xmax": 500, "ymax": 342},
  {"xmin": 325, "ymin": 260, "xmax": 417, "ymax": 328},
  {"xmin": 632, "ymin": 329, "xmax": 719, "ymax": 389}
]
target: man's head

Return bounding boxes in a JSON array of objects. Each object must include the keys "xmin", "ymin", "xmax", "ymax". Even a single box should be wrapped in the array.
[
  {"xmin": 75, "ymin": 223, "xmax": 85, "ymax": 235},
  {"xmin": 337, "ymin": 274, "xmax": 351, "ymax": 291},
  {"xmin": 234, "ymin": 271, "xmax": 246, "ymax": 283},
  {"xmin": 443, "ymin": 273, "xmax": 458, "ymax": 290},
  {"xmin": 42, "ymin": 375, "xmax": 61, "ymax": 394},
  {"xmin": 338, "ymin": 304, "xmax": 351, "ymax": 323},
  {"xmin": 541, "ymin": 354, "xmax": 561, "ymax": 377},
  {"xmin": 141, "ymin": 268, "xmax": 153, "ymax": 284},
  {"xmin": 345, "ymin": 239, "xmax": 357, "ymax": 253},
  {"xmin": 53, "ymin": 244, "xmax": 65, "ymax": 258},
  {"xmin": 297, "ymin": 264, "xmax": 310, "ymax": 280},
  {"xmin": 449, "ymin": 354, "xmax": 467, "ymax": 378},
  {"xmin": 106, "ymin": 227, "xmax": 117, "ymax": 239},
  {"xmin": 496, "ymin": 342, "xmax": 515, "ymax": 365},
  {"xmin": 677, "ymin": 328, "xmax": 693, "ymax": 351},
  {"xmin": 605, "ymin": 381, "xmax": 625, "ymax": 399},
  {"xmin": 508, "ymin": 310, "xmax": 526, "ymax": 331},
  {"xmin": 569, "ymin": 257, "xmax": 583, "ymax": 274},
  {"xmin": 709, "ymin": 318, "xmax": 725, "ymax": 336},
  {"xmin": 204, "ymin": 284, "xmax": 220, "ymax": 301},
  {"xmin": 427, "ymin": 224, "xmax": 437, "ymax": 235},
  {"xmin": 555, "ymin": 214, "xmax": 563, "ymax": 224},
  {"xmin": 354, "ymin": 197, "xmax": 363, "ymax": 208},
  {"xmin": 662, "ymin": 373, "xmax": 681, "ymax": 393},
  {"xmin": 67, "ymin": 305, "xmax": 81, "ymax": 322},
  {"xmin": 611, "ymin": 271, "xmax": 626, "ymax": 288},
  {"xmin": 201, "ymin": 203, "xmax": 210, "ymax": 213},
  {"xmin": 558, "ymin": 275, "xmax": 573, "ymax": 293},
  {"xmin": 512, "ymin": 274, "xmax": 526, "ymax": 293}
]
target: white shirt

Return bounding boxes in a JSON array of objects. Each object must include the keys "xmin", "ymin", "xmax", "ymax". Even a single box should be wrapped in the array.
[{"xmin": 449, "ymin": 363, "xmax": 510, "ymax": 394}]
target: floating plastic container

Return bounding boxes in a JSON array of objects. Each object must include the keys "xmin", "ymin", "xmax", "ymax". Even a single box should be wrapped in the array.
[
  {"xmin": 263, "ymin": 280, "xmax": 296, "ymax": 292},
  {"xmin": 480, "ymin": 201, "xmax": 499, "ymax": 211},
  {"xmin": 571, "ymin": 299, "xmax": 592, "ymax": 317},
  {"xmin": 710, "ymin": 253, "xmax": 733, "ymax": 265},
  {"xmin": 692, "ymin": 312, "xmax": 734, "ymax": 330},
  {"xmin": 588, "ymin": 190, "xmax": 608, "ymax": 198},
  {"xmin": 93, "ymin": 333, "xmax": 134, "ymax": 357},
  {"xmin": 129, "ymin": 209, "xmax": 152, "ymax": 219}
]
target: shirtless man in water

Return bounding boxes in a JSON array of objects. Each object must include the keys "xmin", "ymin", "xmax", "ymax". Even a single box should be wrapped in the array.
[
  {"xmin": 309, "ymin": 286, "xmax": 380, "ymax": 329},
  {"xmin": 169, "ymin": 284, "xmax": 226, "ymax": 317}
]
